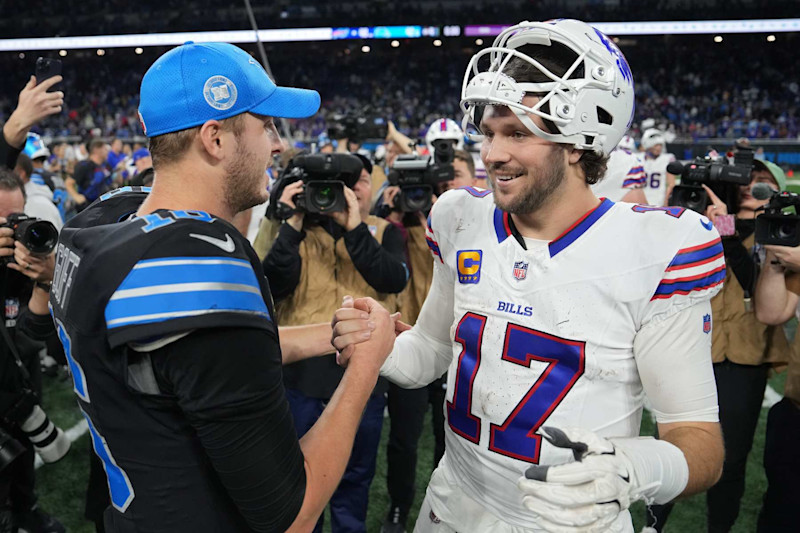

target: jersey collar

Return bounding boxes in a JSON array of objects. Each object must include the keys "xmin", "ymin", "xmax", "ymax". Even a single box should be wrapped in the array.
[{"xmin": 493, "ymin": 198, "xmax": 615, "ymax": 257}]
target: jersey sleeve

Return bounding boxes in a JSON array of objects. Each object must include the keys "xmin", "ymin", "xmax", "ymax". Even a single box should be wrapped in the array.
[
  {"xmin": 381, "ymin": 191, "xmax": 462, "ymax": 387},
  {"xmin": 641, "ymin": 214, "xmax": 726, "ymax": 327},
  {"xmin": 105, "ymin": 218, "xmax": 274, "ymax": 349},
  {"xmin": 622, "ymin": 155, "xmax": 646, "ymax": 190},
  {"xmin": 634, "ymin": 301, "xmax": 719, "ymax": 423}
]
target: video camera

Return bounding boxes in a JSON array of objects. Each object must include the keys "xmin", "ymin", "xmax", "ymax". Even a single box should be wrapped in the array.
[
  {"xmin": 266, "ymin": 153, "xmax": 364, "ymax": 219},
  {"xmin": 387, "ymin": 139, "xmax": 456, "ymax": 212},
  {"xmin": 667, "ymin": 150, "xmax": 754, "ymax": 214},
  {"xmin": 0, "ymin": 214, "xmax": 58, "ymax": 265},
  {"xmin": 754, "ymin": 184, "xmax": 800, "ymax": 247},
  {"xmin": 328, "ymin": 110, "xmax": 388, "ymax": 143}
]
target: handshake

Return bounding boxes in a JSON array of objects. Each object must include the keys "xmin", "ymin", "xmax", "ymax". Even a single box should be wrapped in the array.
[{"xmin": 330, "ymin": 295, "xmax": 410, "ymax": 371}]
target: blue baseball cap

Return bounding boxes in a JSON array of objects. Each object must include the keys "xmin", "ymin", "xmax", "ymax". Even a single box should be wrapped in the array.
[
  {"xmin": 132, "ymin": 148, "xmax": 151, "ymax": 162},
  {"xmin": 138, "ymin": 42, "xmax": 320, "ymax": 137}
]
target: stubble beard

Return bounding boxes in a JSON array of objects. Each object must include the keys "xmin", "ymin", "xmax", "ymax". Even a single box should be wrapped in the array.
[
  {"xmin": 492, "ymin": 145, "xmax": 567, "ymax": 215},
  {"xmin": 223, "ymin": 140, "xmax": 268, "ymax": 215}
]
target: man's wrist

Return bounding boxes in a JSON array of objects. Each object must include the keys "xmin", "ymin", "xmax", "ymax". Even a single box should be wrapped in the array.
[{"xmin": 2, "ymin": 117, "xmax": 27, "ymax": 149}]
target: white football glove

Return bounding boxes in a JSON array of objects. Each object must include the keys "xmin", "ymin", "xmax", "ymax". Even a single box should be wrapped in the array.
[{"xmin": 517, "ymin": 427, "xmax": 675, "ymax": 533}]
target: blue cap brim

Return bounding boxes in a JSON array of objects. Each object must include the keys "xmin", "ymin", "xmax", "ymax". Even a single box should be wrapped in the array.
[{"xmin": 251, "ymin": 86, "xmax": 320, "ymax": 119}]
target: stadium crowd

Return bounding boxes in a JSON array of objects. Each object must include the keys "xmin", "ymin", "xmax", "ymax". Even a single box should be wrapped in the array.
[
  {"xmin": 2, "ymin": 33, "xmax": 800, "ymax": 146},
  {"xmin": 2, "ymin": 6, "xmax": 800, "ymax": 533}
]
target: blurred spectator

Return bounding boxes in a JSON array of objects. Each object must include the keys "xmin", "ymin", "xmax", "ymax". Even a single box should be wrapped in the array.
[
  {"xmin": 12, "ymin": 154, "xmax": 62, "ymax": 230},
  {"xmin": 66, "ymin": 139, "xmax": 112, "ymax": 208}
]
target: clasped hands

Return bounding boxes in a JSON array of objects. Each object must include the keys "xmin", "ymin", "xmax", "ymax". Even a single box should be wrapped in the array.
[{"xmin": 330, "ymin": 295, "xmax": 410, "ymax": 369}]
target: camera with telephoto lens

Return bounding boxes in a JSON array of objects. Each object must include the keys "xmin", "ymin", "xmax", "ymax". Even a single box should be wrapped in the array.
[
  {"xmin": 328, "ymin": 110, "xmax": 388, "ymax": 143},
  {"xmin": 667, "ymin": 150, "xmax": 754, "ymax": 214},
  {"xmin": 387, "ymin": 139, "xmax": 456, "ymax": 213},
  {"xmin": 2, "ymin": 388, "xmax": 70, "ymax": 466},
  {"xmin": 754, "ymin": 187, "xmax": 800, "ymax": 247},
  {"xmin": 266, "ymin": 153, "xmax": 364, "ymax": 219},
  {"xmin": 0, "ymin": 213, "xmax": 58, "ymax": 265}
]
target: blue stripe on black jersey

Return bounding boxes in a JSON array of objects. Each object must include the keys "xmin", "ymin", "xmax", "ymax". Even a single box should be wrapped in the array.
[
  {"xmin": 667, "ymin": 237, "xmax": 723, "ymax": 269},
  {"xmin": 105, "ymin": 257, "xmax": 270, "ymax": 329},
  {"xmin": 651, "ymin": 266, "xmax": 727, "ymax": 300},
  {"xmin": 549, "ymin": 198, "xmax": 614, "ymax": 257}
]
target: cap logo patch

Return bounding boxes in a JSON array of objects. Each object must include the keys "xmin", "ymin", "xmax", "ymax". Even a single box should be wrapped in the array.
[{"xmin": 203, "ymin": 75, "xmax": 238, "ymax": 110}]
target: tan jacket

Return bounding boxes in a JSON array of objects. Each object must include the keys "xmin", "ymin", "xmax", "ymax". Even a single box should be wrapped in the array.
[
  {"xmin": 276, "ymin": 215, "xmax": 398, "ymax": 326},
  {"xmin": 711, "ymin": 234, "xmax": 789, "ymax": 366},
  {"xmin": 397, "ymin": 225, "xmax": 434, "ymax": 326}
]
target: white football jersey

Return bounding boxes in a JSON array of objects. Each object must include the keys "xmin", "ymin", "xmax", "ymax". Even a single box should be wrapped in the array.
[
  {"xmin": 643, "ymin": 151, "xmax": 677, "ymax": 206},
  {"xmin": 422, "ymin": 188, "xmax": 724, "ymax": 529},
  {"xmin": 591, "ymin": 147, "xmax": 645, "ymax": 202}
]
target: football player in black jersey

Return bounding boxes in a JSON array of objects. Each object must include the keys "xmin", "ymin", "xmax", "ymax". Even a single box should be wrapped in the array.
[{"xmin": 51, "ymin": 42, "xmax": 398, "ymax": 533}]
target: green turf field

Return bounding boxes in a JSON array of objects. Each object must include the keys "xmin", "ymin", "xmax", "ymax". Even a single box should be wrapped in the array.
[{"xmin": 32, "ymin": 371, "xmax": 786, "ymax": 533}]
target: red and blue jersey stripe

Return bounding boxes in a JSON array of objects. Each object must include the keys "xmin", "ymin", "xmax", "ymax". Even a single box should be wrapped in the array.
[{"xmin": 652, "ymin": 237, "xmax": 726, "ymax": 300}]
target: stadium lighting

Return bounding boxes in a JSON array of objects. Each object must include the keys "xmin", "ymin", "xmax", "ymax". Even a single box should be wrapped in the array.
[
  {"xmin": 475, "ymin": 38, "xmax": 483, "ymax": 45},
  {"xmin": 391, "ymin": 40, "xmax": 400, "ymax": 47},
  {"xmin": 767, "ymin": 34, "xmax": 776, "ymax": 42},
  {"xmin": 1, "ymin": 19, "xmax": 800, "ymax": 52},
  {"xmin": 97, "ymin": 49, "xmax": 105, "ymax": 56},
  {"xmin": 714, "ymin": 35, "xmax": 723, "ymax": 42},
  {"xmin": 433, "ymin": 39, "xmax": 442, "ymax": 47},
  {"xmin": 58, "ymin": 50, "xmax": 67, "ymax": 57},
  {"xmin": 361, "ymin": 45, "xmax": 370, "ymax": 53},
  {"xmin": 135, "ymin": 47, "xmax": 143, "ymax": 54}
]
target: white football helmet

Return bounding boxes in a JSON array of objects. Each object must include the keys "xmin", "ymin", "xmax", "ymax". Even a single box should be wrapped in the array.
[
  {"xmin": 641, "ymin": 128, "xmax": 666, "ymax": 151},
  {"xmin": 617, "ymin": 134, "xmax": 636, "ymax": 151},
  {"xmin": 460, "ymin": 19, "xmax": 635, "ymax": 156},
  {"xmin": 425, "ymin": 118, "xmax": 465, "ymax": 153}
]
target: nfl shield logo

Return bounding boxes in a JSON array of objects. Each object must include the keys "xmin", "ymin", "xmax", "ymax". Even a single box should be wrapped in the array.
[
  {"xmin": 513, "ymin": 261, "xmax": 528, "ymax": 281},
  {"xmin": 703, "ymin": 314, "xmax": 711, "ymax": 334}
]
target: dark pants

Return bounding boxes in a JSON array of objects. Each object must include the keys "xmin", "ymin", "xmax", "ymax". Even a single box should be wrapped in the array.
[
  {"xmin": 285, "ymin": 388, "xmax": 385, "ymax": 533},
  {"xmin": 385, "ymin": 378, "xmax": 447, "ymax": 517},
  {"xmin": 647, "ymin": 360, "xmax": 768, "ymax": 532},
  {"xmin": 0, "ymin": 429, "xmax": 36, "ymax": 514},
  {"xmin": 757, "ymin": 397, "xmax": 800, "ymax": 532}
]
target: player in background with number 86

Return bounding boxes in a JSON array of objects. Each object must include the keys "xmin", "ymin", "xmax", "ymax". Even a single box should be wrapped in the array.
[{"xmin": 333, "ymin": 18, "xmax": 724, "ymax": 533}]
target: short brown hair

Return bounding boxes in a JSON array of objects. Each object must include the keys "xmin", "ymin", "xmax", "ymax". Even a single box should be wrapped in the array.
[
  {"xmin": 453, "ymin": 149, "xmax": 475, "ymax": 179},
  {"xmin": 88, "ymin": 139, "xmax": 106, "ymax": 154},
  {"xmin": 0, "ymin": 168, "xmax": 26, "ymax": 201},
  {"xmin": 148, "ymin": 113, "xmax": 247, "ymax": 169}
]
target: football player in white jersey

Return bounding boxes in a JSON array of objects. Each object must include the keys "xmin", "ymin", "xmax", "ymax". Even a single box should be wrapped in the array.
[
  {"xmin": 641, "ymin": 128, "xmax": 677, "ymax": 206},
  {"xmin": 590, "ymin": 143, "xmax": 646, "ymax": 203},
  {"xmin": 334, "ymin": 19, "xmax": 724, "ymax": 533}
]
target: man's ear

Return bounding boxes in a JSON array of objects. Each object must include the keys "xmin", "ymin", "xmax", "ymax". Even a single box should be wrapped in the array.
[
  {"xmin": 568, "ymin": 147, "xmax": 583, "ymax": 165},
  {"xmin": 198, "ymin": 120, "xmax": 225, "ymax": 161}
]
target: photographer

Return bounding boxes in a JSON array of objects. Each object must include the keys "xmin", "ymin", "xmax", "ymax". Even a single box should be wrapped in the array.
[
  {"xmin": 0, "ymin": 170, "xmax": 65, "ymax": 533},
  {"xmin": 263, "ymin": 154, "xmax": 408, "ymax": 532},
  {"xmin": 648, "ymin": 158, "xmax": 790, "ymax": 532},
  {"xmin": 753, "ymin": 223, "xmax": 800, "ymax": 532}
]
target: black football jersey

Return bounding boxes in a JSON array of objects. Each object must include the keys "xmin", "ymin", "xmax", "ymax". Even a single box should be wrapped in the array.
[{"xmin": 50, "ymin": 188, "xmax": 295, "ymax": 531}]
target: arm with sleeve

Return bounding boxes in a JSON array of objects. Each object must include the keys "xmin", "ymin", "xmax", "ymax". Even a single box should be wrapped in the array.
[
  {"xmin": 380, "ymin": 201, "xmax": 455, "ymax": 387},
  {"xmin": 344, "ymin": 222, "xmax": 408, "ymax": 293},
  {"xmin": 262, "ymin": 222, "xmax": 305, "ymax": 301},
  {"xmin": 151, "ymin": 326, "xmax": 306, "ymax": 533}
]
